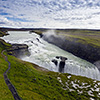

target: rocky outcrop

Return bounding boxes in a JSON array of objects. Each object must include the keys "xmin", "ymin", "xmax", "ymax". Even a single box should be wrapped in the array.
[
  {"xmin": 94, "ymin": 61, "xmax": 100, "ymax": 71},
  {"xmin": 8, "ymin": 44, "xmax": 30, "ymax": 58},
  {"xmin": 52, "ymin": 56, "xmax": 68, "ymax": 73},
  {"xmin": 59, "ymin": 61, "xmax": 65, "ymax": 73},
  {"xmin": 56, "ymin": 56, "xmax": 67, "ymax": 60},
  {"xmin": 52, "ymin": 59, "xmax": 58, "ymax": 66},
  {"xmin": 0, "ymin": 30, "xmax": 9, "ymax": 37},
  {"xmin": 11, "ymin": 44, "xmax": 28, "ymax": 50},
  {"xmin": 59, "ymin": 56, "xmax": 67, "ymax": 73}
]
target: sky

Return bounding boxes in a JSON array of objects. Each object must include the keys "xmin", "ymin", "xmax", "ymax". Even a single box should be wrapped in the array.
[{"xmin": 0, "ymin": 0, "xmax": 100, "ymax": 29}]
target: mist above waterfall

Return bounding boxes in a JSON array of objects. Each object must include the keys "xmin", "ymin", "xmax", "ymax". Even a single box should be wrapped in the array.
[
  {"xmin": 43, "ymin": 30, "xmax": 57, "ymax": 37},
  {"xmin": 42, "ymin": 30, "xmax": 67, "ymax": 48},
  {"xmin": 42, "ymin": 30, "xmax": 61, "ymax": 41},
  {"xmin": 1, "ymin": 31, "xmax": 100, "ymax": 81}
]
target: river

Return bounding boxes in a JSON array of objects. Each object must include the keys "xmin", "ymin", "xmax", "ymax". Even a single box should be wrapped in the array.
[{"xmin": 1, "ymin": 31, "xmax": 100, "ymax": 81}]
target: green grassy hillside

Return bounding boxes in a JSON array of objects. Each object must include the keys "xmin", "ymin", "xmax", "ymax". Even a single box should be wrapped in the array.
[
  {"xmin": 0, "ymin": 30, "xmax": 100, "ymax": 100},
  {"xmin": 0, "ymin": 38, "xmax": 14, "ymax": 100},
  {"xmin": 55, "ymin": 29, "xmax": 100, "ymax": 47}
]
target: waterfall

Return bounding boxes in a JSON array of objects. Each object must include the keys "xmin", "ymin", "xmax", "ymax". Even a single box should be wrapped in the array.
[{"xmin": 1, "ymin": 31, "xmax": 100, "ymax": 81}]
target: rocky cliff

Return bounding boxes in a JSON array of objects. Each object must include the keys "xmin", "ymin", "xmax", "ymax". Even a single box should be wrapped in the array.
[
  {"xmin": 41, "ymin": 29, "xmax": 100, "ymax": 71},
  {"xmin": 7, "ymin": 44, "xmax": 30, "ymax": 58}
]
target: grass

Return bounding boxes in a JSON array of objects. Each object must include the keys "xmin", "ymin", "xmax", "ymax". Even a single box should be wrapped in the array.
[
  {"xmin": 0, "ymin": 31, "xmax": 8, "ymax": 37},
  {"xmin": 0, "ymin": 30, "xmax": 100, "ymax": 100},
  {"xmin": 0, "ymin": 39, "xmax": 14, "ymax": 100},
  {"xmin": 7, "ymin": 55, "xmax": 64, "ymax": 100},
  {"xmin": 6, "ymin": 53, "xmax": 100, "ymax": 99},
  {"xmin": 30, "ymin": 29, "xmax": 48, "ymax": 34},
  {"xmin": 55, "ymin": 29, "xmax": 100, "ymax": 47}
]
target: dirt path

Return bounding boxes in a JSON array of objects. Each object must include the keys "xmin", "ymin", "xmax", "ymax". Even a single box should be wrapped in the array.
[{"xmin": 1, "ymin": 50, "xmax": 22, "ymax": 100}]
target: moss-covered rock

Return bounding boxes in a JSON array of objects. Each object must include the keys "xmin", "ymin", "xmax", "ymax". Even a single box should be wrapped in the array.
[{"xmin": 0, "ymin": 30, "xmax": 9, "ymax": 37}]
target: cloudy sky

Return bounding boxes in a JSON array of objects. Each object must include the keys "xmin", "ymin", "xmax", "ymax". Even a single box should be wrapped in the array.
[{"xmin": 0, "ymin": 0, "xmax": 100, "ymax": 28}]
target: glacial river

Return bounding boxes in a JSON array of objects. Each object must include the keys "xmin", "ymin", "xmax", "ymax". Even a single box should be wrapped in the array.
[{"xmin": 1, "ymin": 31, "xmax": 100, "ymax": 81}]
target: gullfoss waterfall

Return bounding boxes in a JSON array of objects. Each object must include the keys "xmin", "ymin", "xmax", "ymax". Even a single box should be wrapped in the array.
[{"xmin": 1, "ymin": 31, "xmax": 100, "ymax": 81}]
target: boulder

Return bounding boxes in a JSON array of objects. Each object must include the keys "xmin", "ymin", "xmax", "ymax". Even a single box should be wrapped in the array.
[
  {"xmin": 11, "ymin": 44, "xmax": 28, "ymax": 50},
  {"xmin": 59, "ymin": 61, "xmax": 65, "ymax": 73},
  {"xmin": 56, "ymin": 56, "xmax": 67, "ymax": 61},
  {"xmin": 52, "ymin": 59, "xmax": 58, "ymax": 66}
]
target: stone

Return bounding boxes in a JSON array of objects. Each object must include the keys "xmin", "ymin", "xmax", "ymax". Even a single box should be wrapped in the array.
[
  {"xmin": 56, "ymin": 56, "xmax": 67, "ymax": 61},
  {"xmin": 59, "ymin": 61, "xmax": 65, "ymax": 73},
  {"xmin": 94, "ymin": 61, "xmax": 100, "ymax": 71},
  {"xmin": 52, "ymin": 59, "xmax": 58, "ymax": 66}
]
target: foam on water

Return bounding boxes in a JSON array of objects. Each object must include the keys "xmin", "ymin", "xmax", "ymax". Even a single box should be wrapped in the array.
[{"xmin": 1, "ymin": 31, "xmax": 100, "ymax": 80}]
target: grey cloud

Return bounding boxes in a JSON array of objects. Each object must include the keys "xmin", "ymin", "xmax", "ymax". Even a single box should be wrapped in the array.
[{"xmin": 0, "ymin": 22, "xmax": 6, "ymax": 24}]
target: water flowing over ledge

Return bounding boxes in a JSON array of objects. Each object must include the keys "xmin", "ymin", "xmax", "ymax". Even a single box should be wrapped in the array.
[{"xmin": 1, "ymin": 31, "xmax": 100, "ymax": 81}]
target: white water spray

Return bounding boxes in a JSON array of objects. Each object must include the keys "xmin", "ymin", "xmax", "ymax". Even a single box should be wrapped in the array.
[{"xmin": 1, "ymin": 31, "xmax": 100, "ymax": 81}]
